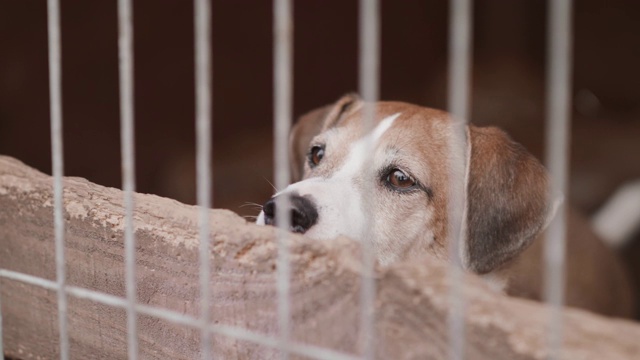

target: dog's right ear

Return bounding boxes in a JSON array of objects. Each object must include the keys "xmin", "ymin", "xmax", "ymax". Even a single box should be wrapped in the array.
[
  {"xmin": 289, "ymin": 93, "xmax": 361, "ymax": 181},
  {"xmin": 463, "ymin": 125, "xmax": 560, "ymax": 274}
]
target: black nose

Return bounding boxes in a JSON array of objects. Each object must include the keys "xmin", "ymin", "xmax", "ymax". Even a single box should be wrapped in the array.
[{"xmin": 262, "ymin": 194, "xmax": 318, "ymax": 234}]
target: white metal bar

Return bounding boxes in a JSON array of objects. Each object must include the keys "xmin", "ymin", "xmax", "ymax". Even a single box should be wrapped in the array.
[
  {"xmin": 194, "ymin": 0, "xmax": 213, "ymax": 358},
  {"xmin": 117, "ymin": 0, "xmax": 138, "ymax": 359},
  {"xmin": 0, "ymin": 270, "xmax": 60, "ymax": 291},
  {"xmin": 358, "ymin": 1, "xmax": 379, "ymax": 359},
  {"xmin": 447, "ymin": 0, "xmax": 473, "ymax": 359},
  {"xmin": 544, "ymin": 0, "xmax": 572, "ymax": 358},
  {"xmin": 0, "ymin": 282, "xmax": 4, "ymax": 357},
  {"xmin": 0, "ymin": 269, "xmax": 359, "ymax": 360},
  {"xmin": 46, "ymin": 0, "xmax": 70, "ymax": 359},
  {"xmin": 273, "ymin": 0, "xmax": 293, "ymax": 359},
  {"xmin": 359, "ymin": 0, "xmax": 379, "ymax": 104}
]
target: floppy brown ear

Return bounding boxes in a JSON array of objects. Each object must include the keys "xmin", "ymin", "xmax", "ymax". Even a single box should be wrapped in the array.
[
  {"xmin": 464, "ymin": 125, "xmax": 557, "ymax": 274},
  {"xmin": 289, "ymin": 93, "xmax": 361, "ymax": 182}
]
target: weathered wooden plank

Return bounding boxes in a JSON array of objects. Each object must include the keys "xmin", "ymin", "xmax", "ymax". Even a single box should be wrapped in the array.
[{"xmin": 1, "ymin": 155, "xmax": 639, "ymax": 360}]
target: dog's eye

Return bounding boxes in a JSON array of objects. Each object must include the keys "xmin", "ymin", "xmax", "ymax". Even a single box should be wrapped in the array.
[
  {"xmin": 309, "ymin": 146, "xmax": 325, "ymax": 167},
  {"xmin": 386, "ymin": 169, "xmax": 415, "ymax": 189}
]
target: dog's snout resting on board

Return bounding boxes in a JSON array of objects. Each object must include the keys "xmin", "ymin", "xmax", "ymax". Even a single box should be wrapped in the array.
[
  {"xmin": 261, "ymin": 194, "xmax": 318, "ymax": 234},
  {"xmin": 257, "ymin": 93, "xmax": 636, "ymax": 318}
]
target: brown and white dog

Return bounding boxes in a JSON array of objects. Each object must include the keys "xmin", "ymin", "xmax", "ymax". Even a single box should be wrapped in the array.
[{"xmin": 257, "ymin": 94, "xmax": 636, "ymax": 318}]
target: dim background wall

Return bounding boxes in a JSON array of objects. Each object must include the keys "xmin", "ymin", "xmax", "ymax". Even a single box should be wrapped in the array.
[{"xmin": 1, "ymin": 0, "xmax": 639, "ymax": 315}]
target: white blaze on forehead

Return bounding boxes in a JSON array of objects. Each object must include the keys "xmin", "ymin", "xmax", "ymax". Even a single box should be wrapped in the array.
[
  {"xmin": 372, "ymin": 113, "xmax": 400, "ymax": 141},
  {"xmin": 335, "ymin": 112, "xmax": 401, "ymax": 178}
]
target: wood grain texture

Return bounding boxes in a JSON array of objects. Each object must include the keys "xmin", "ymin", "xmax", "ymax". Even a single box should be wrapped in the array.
[{"xmin": 1, "ymin": 155, "xmax": 639, "ymax": 359}]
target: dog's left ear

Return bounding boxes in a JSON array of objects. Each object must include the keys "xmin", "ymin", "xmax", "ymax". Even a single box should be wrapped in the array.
[
  {"xmin": 289, "ymin": 93, "xmax": 361, "ymax": 181},
  {"xmin": 463, "ymin": 125, "xmax": 561, "ymax": 274}
]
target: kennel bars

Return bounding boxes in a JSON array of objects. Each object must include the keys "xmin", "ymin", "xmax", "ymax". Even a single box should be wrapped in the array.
[
  {"xmin": 544, "ymin": 0, "xmax": 572, "ymax": 357},
  {"xmin": 0, "ymin": 0, "xmax": 573, "ymax": 359},
  {"xmin": 446, "ymin": 1, "xmax": 472, "ymax": 359},
  {"xmin": 273, "ymin": 1, "xmax": 294, "ymax": 359},
  {"xmin": 47, "ymin": 0, "xmax": 69, "ymax": 359}
]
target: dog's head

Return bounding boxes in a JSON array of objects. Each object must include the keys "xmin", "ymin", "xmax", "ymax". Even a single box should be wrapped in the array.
[{"xmin": 257, "ymin": 94, "xmax": 559, "ymax": 274}]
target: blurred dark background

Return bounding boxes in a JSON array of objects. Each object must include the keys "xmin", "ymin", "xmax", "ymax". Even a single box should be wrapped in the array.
[{"xmin": 1, "ymin": 0, "xmax": 639, "ymax": 314}]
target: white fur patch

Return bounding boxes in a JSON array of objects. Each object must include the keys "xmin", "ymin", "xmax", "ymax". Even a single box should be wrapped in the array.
[
  {"xmin": 480, "ymin": 272, "xmax": 508, "ymax": 292},
  {"xmin": 257, "ymin": 113, "xmax": 401, "ymax": 244},
  {"xmin": 335, "ymin": 113, "xmax": 400, "ymax": 179},
  {"xmin": 256, "ymin": 211, "xmax": 265, "ymax": 225}
]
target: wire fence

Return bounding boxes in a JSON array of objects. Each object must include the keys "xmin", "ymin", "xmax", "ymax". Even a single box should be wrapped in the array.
[
  {"xmin": 544, "ymin": 0, "xmax": 572, "ymax": 358},
  {"xmin": 0, "ymin": 0, "xmax": 572, "ymax": 359},
  {"xmin": 357, "ymin": 0, "xmax": 379, "ymax": 358},
  {"xmin": 273, "ymin": 1, "xmax": 294, "ymax": 359},
  {"xmin": 446, "ymin": 0, "xmax": 472, "ymax": 359},
  {"xmin": 46, "ymin": 0, "xmax": 69, "ymax": 359}
]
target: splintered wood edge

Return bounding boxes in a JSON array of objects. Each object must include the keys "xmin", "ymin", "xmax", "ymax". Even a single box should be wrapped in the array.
[{"xmin": 1, "ymin": 155, "xmax": 639, "ymax": 360}]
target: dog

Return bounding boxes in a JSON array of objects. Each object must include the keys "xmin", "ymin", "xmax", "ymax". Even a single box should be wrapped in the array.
[{"xmin": 257, "ymin": 94, "xmax": 636, "ymax": 318}]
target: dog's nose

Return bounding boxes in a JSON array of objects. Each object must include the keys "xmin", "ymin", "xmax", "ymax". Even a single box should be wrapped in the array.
[{"xmin": 262, "ymin": 194, "xmax": 318, "ymax": 234}]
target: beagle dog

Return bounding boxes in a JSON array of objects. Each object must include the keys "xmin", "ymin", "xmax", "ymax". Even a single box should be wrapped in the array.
[{"xmin": 257, "ymin": 94, "xmax": 636, "ymax": 318}]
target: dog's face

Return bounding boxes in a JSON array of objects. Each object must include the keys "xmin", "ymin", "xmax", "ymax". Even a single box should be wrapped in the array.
[{"xmin": 258, "ymin": 94, "xmax": 557, "ymax": 274}]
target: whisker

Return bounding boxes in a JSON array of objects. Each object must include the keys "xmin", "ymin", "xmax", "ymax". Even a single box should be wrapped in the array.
[
  {"xmin": 263, "ymin": 177, "xmax": 279, "ymax": 192},
  {"xmin": 240, "ymin": 202, "xmax": 263, "ymax": 209}
]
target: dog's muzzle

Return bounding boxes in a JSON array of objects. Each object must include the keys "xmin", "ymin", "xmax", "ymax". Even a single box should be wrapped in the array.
[{"xmin": 262, "ymin": 194, "xmax": 318, "ymax": 234}]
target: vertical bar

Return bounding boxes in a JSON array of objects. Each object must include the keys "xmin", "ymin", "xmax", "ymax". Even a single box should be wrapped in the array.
[
  {"xmin": 544, "ymin": 0, "xmax": 572, "ymax": 358},
  {"xmin": 273, "ymin": 0, "xmax": 293, "ymax": 358},
  {"xmin": 447, "ymin": 0, "xmax": 473, "ymax": 360},
  {"xmin": 117, "ymin": 0, "xmax": 138, "ymax": 358},
  {"xmin": 0, "ymin": 282, "xmax": 3, "ymax": 357},
  {"xmin": 194, "ymin": 0, "xmax": 213, "ymax": 358},
  {"xmin": 47, "ymin": 0, "xmax": 70, "ymax": 359},
  {"xmin": 358, "ymin": 0, "xmax": 379, "ymax": 359}
]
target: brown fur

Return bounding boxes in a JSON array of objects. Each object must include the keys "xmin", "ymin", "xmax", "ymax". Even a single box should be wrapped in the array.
[
  {"xmin": 287, "ymin": 94, "xmax": 635, "ymax": 317},
  {"xmin": 466, "ymin": 126, "xmax": 551, "ymax": 274}
]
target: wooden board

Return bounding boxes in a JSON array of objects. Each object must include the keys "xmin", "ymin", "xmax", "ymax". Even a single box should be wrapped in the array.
[{"xmin": 1, "ymin": 155, "xmax": 639, "ymax": 359}]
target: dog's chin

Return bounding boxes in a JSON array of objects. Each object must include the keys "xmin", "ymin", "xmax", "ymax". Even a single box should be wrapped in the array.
[
  {"xmin": 255, "ymin": 211, "xmax": 320, "ymax": 236},
  {"xmin": 255, "ymin": 212, "xmax": 339, "ymax": 240},
  {"xmin": 297, "ymin": 225, "xmax": 344, "ymax": 241}
]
